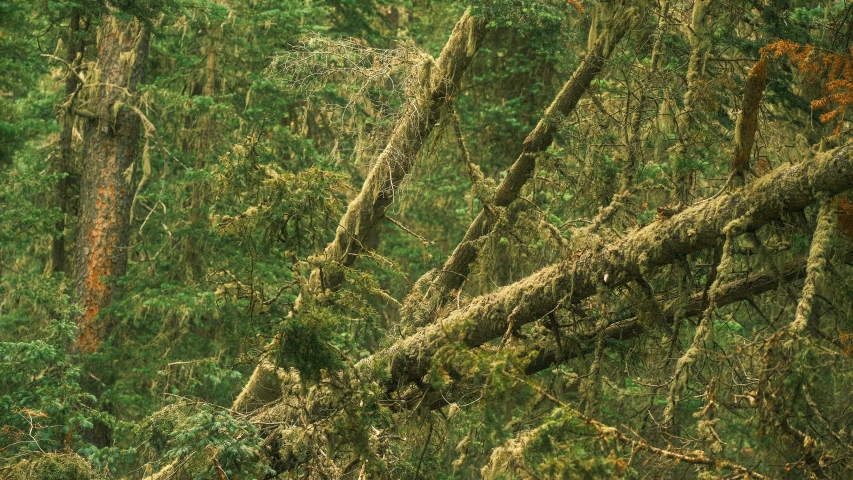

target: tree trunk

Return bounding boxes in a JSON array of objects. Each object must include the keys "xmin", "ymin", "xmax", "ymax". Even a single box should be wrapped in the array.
[
  {"xmin": 73, "ymin": 15, "xmax": 150, "ymax": 353},
  {"xmin": 408, "ymin": 12, "xmax": 633, "ymax": 329},
  {"xmin": 232, "ymin": 8, "xmax": 487, "ymax": 414},
  {"xmin": 51, "ymin": 9, "xmax": 83, "ymax": 274},
  {"xmin": 730, "ymin": 56, "xmax": 768, "ymax": 181},
  {"xmin": 366, "ymin": 144, "xmax": 853, "ymax": 393}
]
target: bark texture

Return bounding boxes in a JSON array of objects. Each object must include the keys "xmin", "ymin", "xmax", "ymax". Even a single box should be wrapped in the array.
[
  {"xmin": 73, "ymin": 16, "xmax": 150, "ymax": 353},
  {"xmin": 731, "ymin": 56, "xmax": 768, "ymax": 178}
]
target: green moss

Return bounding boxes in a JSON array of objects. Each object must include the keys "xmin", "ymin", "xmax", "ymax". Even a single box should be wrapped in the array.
[{"xmin": 7, "ymin": 453, "xmax": 95, "ymax": 480}]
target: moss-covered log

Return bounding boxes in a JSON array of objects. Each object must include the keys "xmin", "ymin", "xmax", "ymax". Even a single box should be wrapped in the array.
[{"xmin": 365, "ymin": 145, "xmax": 853, "ymax": 392}]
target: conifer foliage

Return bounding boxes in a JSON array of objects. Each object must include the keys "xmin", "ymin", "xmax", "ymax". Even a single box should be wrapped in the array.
[{"xmin": 3, "ymin": 0, "xmax": 853, "ymax": 479}]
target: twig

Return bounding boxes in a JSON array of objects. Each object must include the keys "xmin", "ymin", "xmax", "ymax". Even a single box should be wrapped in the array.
[{"xmin": 385, "ymin": 215, "xmax": 434, "ymax": 245}]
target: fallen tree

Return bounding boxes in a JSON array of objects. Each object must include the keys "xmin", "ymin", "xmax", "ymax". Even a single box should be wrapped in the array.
[
  {"xmin": 231, "ymin": 8, "xmax": 488, "ymax": 414},
  {"xmin": 409, "ymin": 11, "xmax": 635, "ymax": 328},
  {"xmin": 365, "ymin": 145, "xmax": 853, "ymax": 393},
  {"xmin": 243, "ymin": 145, "xmax": 853, "ymax": 476}
]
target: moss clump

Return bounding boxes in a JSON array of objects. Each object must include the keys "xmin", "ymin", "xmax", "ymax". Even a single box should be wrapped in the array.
[{"xmin": 6, "ymin": 453, "xmax": 95, "ymax": 480}]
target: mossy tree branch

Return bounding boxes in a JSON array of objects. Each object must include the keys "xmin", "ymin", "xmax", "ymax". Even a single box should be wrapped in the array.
[
  {"xmin": 231, "ymin": 9, "xmax": 488, "ymax": 415},
  {"xmin": 364, "ymin": 145, "xmax": 853, "ymax": 394},
  {"xmin": 407, "ymin": 10, "xmax": 635, "ymax": 330}
]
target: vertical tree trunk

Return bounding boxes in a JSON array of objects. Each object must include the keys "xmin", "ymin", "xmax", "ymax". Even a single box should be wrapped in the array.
[
  {"xmin": 184, "ymin": 22, "xmax": 219, "ymax": 282},
  {"xmin": 73, "ymin": 15, "xmax": 150, "ymax": 353},
  {"xmin": 672, "ymin": 0, "xmax": 711, "ymax": 202},
  {"xmin": 52, "ymin": 9, "xmax": 82, "ymax": 274}
]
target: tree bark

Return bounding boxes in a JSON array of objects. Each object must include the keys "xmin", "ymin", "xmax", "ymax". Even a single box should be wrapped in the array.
[
  {"xmin": 52, "ymin": 9, "xmax": 83, "ymax": 274},
  {"xmin": 73, "ymin": 15, "xmax": 150, "ymax": 353},
  {"xmin": 730, "ymin": 56, "xmax": 768, "ymax": 180}
]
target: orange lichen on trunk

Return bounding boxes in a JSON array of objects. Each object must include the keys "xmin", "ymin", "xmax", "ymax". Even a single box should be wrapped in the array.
[
  {"xmin": 77, "ymin": 180, "xmax": 117, "ymax": 353},
  {"xmin": 73, "ymin": 15, "xmax": 149, "ymax": 353}
]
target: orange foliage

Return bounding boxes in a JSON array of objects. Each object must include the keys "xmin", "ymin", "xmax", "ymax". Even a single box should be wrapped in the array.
[
  {"xmin": 761, "ymin": 41, "xmax": 853, "ymax": 134},
  {"xmin": 838, "ymin": 197, "xmax": 853, "ymax": 239},
  {"xmin": 567, "ymin": 0, "xmax": 584, "ymax": 13},
  {"xmin": 20, "ymin": 408, "xmax": 49, "ymax": 419},
  {"xmin": 841, "ymin": 331, "xmax": 853, "ymax": 357}
]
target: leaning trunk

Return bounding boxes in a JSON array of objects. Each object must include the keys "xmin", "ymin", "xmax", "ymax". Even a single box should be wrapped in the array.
[
  {"xmin": 410, "ymin": 11, "xmax": 633, "ymax": 329},
  {"xmin": 231, "ymin": 9, "xmax": 488, "ymax": 414}
]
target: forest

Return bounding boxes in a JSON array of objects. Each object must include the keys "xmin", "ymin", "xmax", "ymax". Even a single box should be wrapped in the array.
[{"xmin": 2, "ymin": 0, "xmax": 853, "ymax": 478}]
